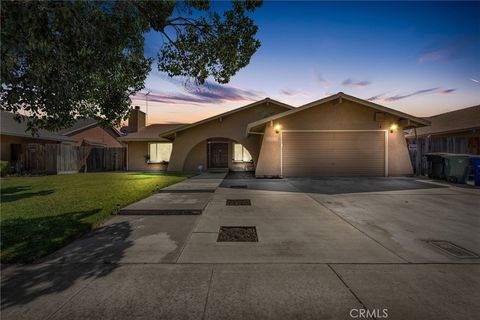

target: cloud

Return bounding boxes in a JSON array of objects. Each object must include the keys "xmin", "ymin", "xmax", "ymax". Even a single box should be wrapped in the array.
[
  {"xmin": 279, "ymin": 88, "xmax": 307, "ymax": 96},
  {"xmin": 313, "ymin": 71, "xmax": 330, "ymax": 88},
  {"xmin": 470, "ymin": 78, "xmax": 480, "ymax": 84},
  {"xmin": 342, "ymin": 78, "xmax": 371, "ymax": 88},
  {"xmin": 131, "ymin": 82, "xmax": 264, "ymax": 105},
  {"xmin": 439, "ymin": 88, "xmax": 456, "ymax": 95},
  {"xmin": 418, "ymin": 40, "xmax": 470, "ymax": 64},
  {"xmin": 367, "ymin": 87, "xmax": 456, "ymax": 102}
]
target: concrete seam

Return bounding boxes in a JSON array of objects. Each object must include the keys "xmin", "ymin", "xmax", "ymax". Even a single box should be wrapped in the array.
[
  {"xmin": 327, "ymin": 264, "xmax": 377, "ymax": 320},
  {"xmin": 306, "ymin": 192, "xmax": 410, "ymax": 263},
  {"xmin": 175, "ymin": 196, "xmax": 214, "ymax": 263},
  {"xmin": 201, "ymin": 266, "xmax": 215, "ymax": 320},
  {"xmin": 43, "ymin": 268, "xmax": 102, "ymax": 320}
]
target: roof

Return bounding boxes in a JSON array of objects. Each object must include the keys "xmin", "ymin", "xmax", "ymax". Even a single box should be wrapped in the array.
[
  {"xmin": 246, "ymin": 92, "xmax": 431, "ymax": 134},
  {"xmin": 160, "ymin": 98, "xmax": 295, "ymax": 139},
  {"xmin": 57, "ymin": 118, "xmax": 122, "ymax": 137},
  {"xmin": 119, "ymin": 123, "xmax": 188, "ymax": 142},
  {"xmin": 57, "ymin": 118, "xmax": 98, "ymax": 135},
  {"xmin": 409, "ymin": 105, "xmax": 480, "ymax": 137},
  {"xmin": 0, "ymin": 111, "xmax": 77, "ymax": 142}
]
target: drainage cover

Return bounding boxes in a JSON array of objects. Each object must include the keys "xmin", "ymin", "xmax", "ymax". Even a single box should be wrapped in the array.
[
  {"xmin": 230, "ymin": 185, "xmax": 248, "ymax": 189},
  {"xmin": 226, "ymin": 199, "xmax": 251, "ymax": 206},
  {"xmin": 217, "ymin": 226, "xmax": 258, "ymax": 242},
  {"xmin": 425, "ymin": 240, "xmax": 479, "ymax": 259}
]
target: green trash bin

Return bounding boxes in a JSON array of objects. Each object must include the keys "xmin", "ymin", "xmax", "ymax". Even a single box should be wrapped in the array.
[
  {"xmin": 425, "ymin": 153, "xmax": 447, "ymax": 179},
  {"xmin": 442, "ymin": 154, "xmax": 471, "ymax": 184}
]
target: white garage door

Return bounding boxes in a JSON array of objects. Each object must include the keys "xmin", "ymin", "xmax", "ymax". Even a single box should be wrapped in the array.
[{"xmin": 282, "ymin": 131, "xmax": 386, "ymax": 177}]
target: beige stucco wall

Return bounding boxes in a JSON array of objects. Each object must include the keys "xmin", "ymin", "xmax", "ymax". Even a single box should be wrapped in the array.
[
  {"xmin": 126, "ymin": 141, "xmax": 168, "ymax": 171},
  {"xmin": 255, "ymin": 99, "xmax": 413, "ymax": 177},
  {"xmin": 183, "ymin": 140, "xmax": 207, "ymax": 172},
  {"xmin": 167, "ymin": 101, "xmax": 288, "ymax": 172}
]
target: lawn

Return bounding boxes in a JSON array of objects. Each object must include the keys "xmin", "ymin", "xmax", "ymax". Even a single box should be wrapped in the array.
[{"xmin": 0, "ymin": 172, "xmax": 190, "ymax": 263}]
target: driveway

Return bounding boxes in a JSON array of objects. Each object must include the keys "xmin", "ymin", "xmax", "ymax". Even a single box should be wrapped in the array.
[{"xmin": 2, "ymin": 175, "xmax": 479, "ymax": 320}]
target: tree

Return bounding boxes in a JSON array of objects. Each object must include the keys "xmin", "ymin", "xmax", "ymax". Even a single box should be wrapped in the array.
[{"xmin": 0, "ymin": 0, "xmax": 262, "ymax": 133}]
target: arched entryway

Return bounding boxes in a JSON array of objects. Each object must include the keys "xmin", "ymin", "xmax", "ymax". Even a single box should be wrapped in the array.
[{"xmin": 182, "ymin": 137, "xmax": 255, "ymax": 172}]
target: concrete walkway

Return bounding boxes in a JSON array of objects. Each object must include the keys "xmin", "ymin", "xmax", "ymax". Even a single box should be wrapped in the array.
[
  {"xmin": 119, "ymin": 172, "xmax": 226, "ymax": 215},
  {"xmin": 2, "ymin": 175, "xmax": 479, "ymax": 320}
]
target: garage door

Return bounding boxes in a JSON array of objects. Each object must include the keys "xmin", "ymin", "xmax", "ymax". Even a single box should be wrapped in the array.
[{"xmin": 282, "ymin": 131, "xmax": 386, "ymax": 177}]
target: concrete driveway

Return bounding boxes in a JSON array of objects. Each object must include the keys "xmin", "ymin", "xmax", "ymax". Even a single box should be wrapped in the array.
[{"xmin": 2, "ymin": 175, "xmax": 479, "ymax": 320}]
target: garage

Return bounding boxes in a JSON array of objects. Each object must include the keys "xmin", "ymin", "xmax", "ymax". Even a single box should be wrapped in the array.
[{"xmin": 281, "ymin": 131, "xmax": 386, "ymax": 177}]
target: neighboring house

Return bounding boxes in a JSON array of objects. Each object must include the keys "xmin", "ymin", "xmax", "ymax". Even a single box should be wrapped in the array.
[
  {"xmin": 405, "ymin": 105, "xmax": 480, "ymax": 174},
  {"xmin": 119, "ymin": 106, "xmax": 187, "ymax": 171},
  {"xmin": 57, "ymin": 118, "xmax": 124, "ymax": 148},
  {"xmin": 123, "ymin": 92, "xmax": 429, "ymax": 177},
  {"xmin": 0, "ymin": 111, "xmax": 76, "ymax": 162}
]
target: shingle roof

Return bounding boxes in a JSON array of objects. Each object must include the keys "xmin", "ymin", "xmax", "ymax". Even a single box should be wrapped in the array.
[
  {"xmin": 119, "ymin": 123, "xmax": 188, "ymax": 141},
  {"xmin": 57, "ymin": 118, "xmax": 98, "ymax": 135},
  {"xmin": 412, "ymin": 105, "xmax": 480, "ymax": 137},
  {"xmin": 0, "ymin": 111, "xmax": 76, "ymax": 142}
]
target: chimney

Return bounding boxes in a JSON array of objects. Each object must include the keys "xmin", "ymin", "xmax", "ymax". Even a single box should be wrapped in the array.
[{"xmin": 128, "ymin": 106, "xmax": 146, "ymax": 133}]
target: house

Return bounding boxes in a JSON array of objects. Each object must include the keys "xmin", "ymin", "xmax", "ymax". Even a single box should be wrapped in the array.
[
  {"xmin": 119, "ymin": 106, "xmax": 187, "ymax": 171},
  {"xmin": 122, "ymin": 92, "xmax": 429, "ymax": 177},
  {"xmin": 57, "ymin": 118, "xmax": 124, "ymax": 148},
  {"xmin": 0, "ymin": 110, "xmax": 76, "ymax": 163},
  {"xmin": 405, "ymin": 105, "xmax": 480, "ymax": 174}
]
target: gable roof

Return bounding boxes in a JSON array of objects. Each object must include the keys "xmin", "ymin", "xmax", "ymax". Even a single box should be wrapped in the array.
[
  {"xmin": 0, "ymin": 111, "xmax": 76, "ymax": 142},
  {"xmin": 408, "ymin": 104, "xmax": 480, "ymax": 137},
  {"xmin": 246, "ymin": 92, "xmax": 431, "ymax": 134},
  {"xmin": 57, "ymin": 118, "xmax": 98, "ymax": 135},
  {"xmin": 119, "ymin": 123, "xmax": 188, "ymax": 142},
  {"xmin": 57, "ymin": 118, "xmax": 122, "ymax": 138},
  {"xmin": 160, "ymin": 98, "xmax": 295, "ymax": 139}
]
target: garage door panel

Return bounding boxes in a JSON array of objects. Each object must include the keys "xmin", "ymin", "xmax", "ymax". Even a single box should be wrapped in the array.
[{"xmin": 282, "ymin": 131, "xmax": 385, "ymax": 177}]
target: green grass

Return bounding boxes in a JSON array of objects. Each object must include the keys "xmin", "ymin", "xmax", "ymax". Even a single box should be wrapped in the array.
[{"xmin": 0, "ymin": 172, "xmax": 190, "ymax": 263}]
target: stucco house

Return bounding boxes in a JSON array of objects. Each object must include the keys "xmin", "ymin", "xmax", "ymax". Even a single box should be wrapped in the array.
[
  {"xmin": 57, "ymin": 118, "xmax": 124, "ymax": 148},
  {"xmin": 121, "ymin": 92, "xmax": 430, "ymax": 177},
  {"xmin": 1, "ymin": 110, "xmax": 76, "ymax": 162}
]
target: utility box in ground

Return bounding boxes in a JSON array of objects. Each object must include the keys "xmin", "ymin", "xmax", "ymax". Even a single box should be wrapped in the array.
[
  {"xmin": 425, "ymin": 153, "xmax": 446, "ymax": 179},
  {"xmin": 470, "ymin": 156, "xmax": 480, "ymax": 187},
  {"xmin": 442, "ymin": 154, "xmax": 471, "ymax": 184}
]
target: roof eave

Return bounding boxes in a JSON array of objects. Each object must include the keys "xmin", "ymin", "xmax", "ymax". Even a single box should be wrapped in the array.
[{"xmin": 159, "ymin": 98, "xmax": 295, "ymax": 139}]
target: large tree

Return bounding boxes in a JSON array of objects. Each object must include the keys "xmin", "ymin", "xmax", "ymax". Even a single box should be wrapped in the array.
[{"xmin": 0, "ymin": 0, "xmax": 262, "ymax": 132}]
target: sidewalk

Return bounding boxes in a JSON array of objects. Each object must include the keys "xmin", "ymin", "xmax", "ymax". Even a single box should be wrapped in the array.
[{"xmin": 119, "ymin": 172, "xmax": 226, "ymax": 215}]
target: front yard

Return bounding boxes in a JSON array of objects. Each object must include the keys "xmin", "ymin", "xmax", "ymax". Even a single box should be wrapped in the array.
[{"xmin": 0, "ymin": 172, "xmax": 190, "ymax": 263}]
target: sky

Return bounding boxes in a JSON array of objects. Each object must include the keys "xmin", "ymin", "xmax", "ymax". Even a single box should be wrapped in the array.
[{"xmin": 131, "ymin": 1, "xmax": 480, "ymax": 125}]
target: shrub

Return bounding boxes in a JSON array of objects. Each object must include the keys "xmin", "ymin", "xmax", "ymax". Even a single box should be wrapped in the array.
[{"xmin": 0, "ymin": 161, "xmax": 10, "ymax": 176}]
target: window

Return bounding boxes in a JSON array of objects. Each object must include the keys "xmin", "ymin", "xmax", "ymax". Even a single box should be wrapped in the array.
[
  {"xmin": 233, "ymin": 143, "xmax": 252, "ymax": 162},
  {"xmin": 148, "ymin": 143, "xmax": 172, "ymax": 163}
]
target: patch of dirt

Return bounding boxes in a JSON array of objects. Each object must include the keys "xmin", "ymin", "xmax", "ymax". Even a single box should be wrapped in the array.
[{"xmin": 217, "ymin": 226, "xmax": 258, "ymax": 242}]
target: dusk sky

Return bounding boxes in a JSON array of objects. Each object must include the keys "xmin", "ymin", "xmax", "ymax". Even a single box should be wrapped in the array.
[{"xmin": 132, "ymin": 1, "xmax": 480, "ymax": 125}]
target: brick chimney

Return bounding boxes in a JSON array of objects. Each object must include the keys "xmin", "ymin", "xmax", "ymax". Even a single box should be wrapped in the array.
[{"xmin": 128, "ymin": 106, "xmax": 146, "ymax": 133}]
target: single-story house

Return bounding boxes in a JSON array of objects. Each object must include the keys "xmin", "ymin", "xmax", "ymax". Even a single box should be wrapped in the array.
[
  {"xmin": 405, "ymin": 105, "xmax": 480, "ymax": 174},
  {"xmin": 121, "ymin": 92, "xmax": 430, "ymax": 177},
  {"xmin": 119, "ymin": 106, "xmax": 187, "ymax": 171},
  {"xmin": 1, "ymin": 110, "xmax": 76, "ymax": 162},
  {"xmin": 57, "ymin": 118, "xmax": 124, "ymax": 148}
]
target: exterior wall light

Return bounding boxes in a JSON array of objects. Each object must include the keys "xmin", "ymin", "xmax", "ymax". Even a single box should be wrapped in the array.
[
  {"xmin": 389, "ymin": 123, "xmax": 398, "ymax": 133},
  {"xmin": 274, "ymin": 124, "xmax": 282, "ymax": 134}
]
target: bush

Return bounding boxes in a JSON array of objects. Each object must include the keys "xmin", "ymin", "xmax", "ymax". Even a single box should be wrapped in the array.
[{"xmin": 0, "ymin": 161, "xmax": 10, "ymax": 176}]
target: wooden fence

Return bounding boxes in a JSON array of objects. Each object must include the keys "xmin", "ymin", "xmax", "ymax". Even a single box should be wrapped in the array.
[{"xmin": 17, "ymin": 143, "xmax": 125, "ymax": 174}]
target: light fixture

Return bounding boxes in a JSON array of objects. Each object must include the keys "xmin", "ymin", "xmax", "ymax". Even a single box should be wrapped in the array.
[
  {"xmin": 274, "ymin": 124, "xmax": 282, "ymax": 134},
  {"xmin": 389, "ymin": 123, "xmax": 398, "ymax": 133}
]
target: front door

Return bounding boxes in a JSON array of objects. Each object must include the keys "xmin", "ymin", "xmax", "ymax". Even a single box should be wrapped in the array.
[{"xmin": 209, "ymin": 143, "xmax": 229, "ymax": 168}]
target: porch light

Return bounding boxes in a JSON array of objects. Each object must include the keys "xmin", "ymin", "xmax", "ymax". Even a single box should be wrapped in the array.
[
  {"xmin": 274, "ymin": 124, "xmax": 282, "ymax": 134},
  {"xmin": 389, "ymin": 123, "xmax": 398, "ymax": 133}
]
